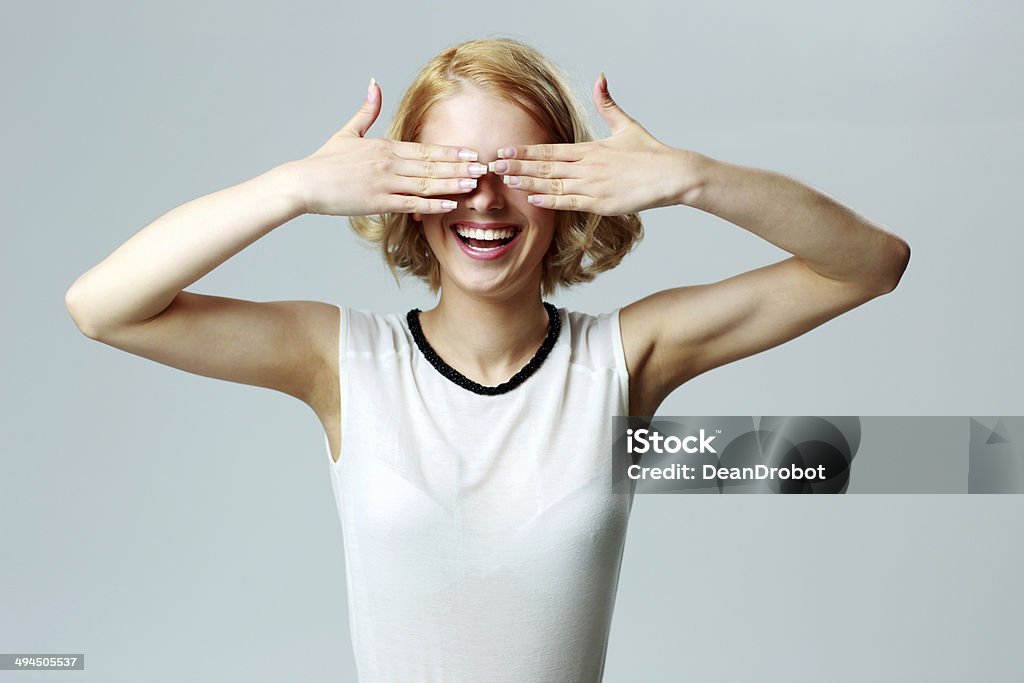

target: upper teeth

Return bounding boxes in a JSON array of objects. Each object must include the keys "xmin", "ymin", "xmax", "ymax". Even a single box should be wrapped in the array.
[{"xmin": 454, "ymin": 225, "xmax": 517, "ymax": 240}]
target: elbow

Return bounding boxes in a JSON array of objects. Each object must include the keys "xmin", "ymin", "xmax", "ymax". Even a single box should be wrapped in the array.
[
  {"xmin": 876, "ymin": 237, "xmax": 910, "ymax": 295},
  {"xmin": 65, "ymin": 284, "xmax": 103, "ymax": 340},
  {"xmin": 888, "ymin": 237, "xmax": 911, "ymax": 292}
]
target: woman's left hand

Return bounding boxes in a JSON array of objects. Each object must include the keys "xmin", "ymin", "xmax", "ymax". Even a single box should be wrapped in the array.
[{"xmin": 489, "ymin": 73, "xmax": 702, "ymax": 216}]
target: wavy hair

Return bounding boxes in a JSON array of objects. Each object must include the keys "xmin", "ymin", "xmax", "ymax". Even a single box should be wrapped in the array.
[{"xmin": 348, "ymin": 37, "xmax": 644, "ymax": 296}]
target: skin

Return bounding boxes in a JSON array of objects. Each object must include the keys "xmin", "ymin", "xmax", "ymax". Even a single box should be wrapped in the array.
[
  {"xmin": 410, "ymin": 88, "xmax": 561, "ymax": 387},
  {"xmin": 64, "ymin": 74, "xmax": 910, "ymax": 465}
]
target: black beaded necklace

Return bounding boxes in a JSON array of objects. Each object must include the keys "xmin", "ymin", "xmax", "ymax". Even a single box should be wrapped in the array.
[{"xmin": 406, "ymin": 301, "xmax": 561, "ymax": 396}]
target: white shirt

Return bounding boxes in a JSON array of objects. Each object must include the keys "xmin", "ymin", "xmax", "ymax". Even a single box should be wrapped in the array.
[{"xmin": 323, "ymin": 305, "xmax": 636, "ymax": 682}]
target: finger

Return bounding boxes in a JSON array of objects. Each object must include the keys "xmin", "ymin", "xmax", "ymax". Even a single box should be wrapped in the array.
[
  {"xmin": 592, "ymin": 72, "xmax": 638, "ymax": 136},
  {"xmin": 340, "ymin": 76, "xmax": 383, "ymax": 138},
  {"xmin": 526, "ymin": 194, "xmax": 592, "ymax": 211},
  {"xmin": 390, "ymin": 158, "xmax": 489, "ymax": 179},
  {"xmin": 488, "ymin": 158, "xmax": 583, "ymax": 179},
  {"xmin": 383, "ymin": 195, "xmax": 458, "ymax": 214},
  {"xmin": 392, "ymin": 140, "xmax": 480, "ymax": 163},
  {"xmin": 496, "ymin": 143, "xmax": 585, "ymax": 162},
  {"xmin": 501, "ymin": 175, "xmax": 584, "ymax": 197},
  {"xmin": 391, "ymin": 175, "xmax": 479, "ymax": 196}
]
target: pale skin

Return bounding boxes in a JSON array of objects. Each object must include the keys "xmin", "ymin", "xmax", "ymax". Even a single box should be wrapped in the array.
[{"xmin": 65, "ymin": 75, "xmax": 910, "ymax": 465}]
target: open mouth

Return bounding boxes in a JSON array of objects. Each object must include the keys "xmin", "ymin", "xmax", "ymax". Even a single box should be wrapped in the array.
[{"xmin": 450, "ymin": 224, "xmax": 522, "ymax": 252}]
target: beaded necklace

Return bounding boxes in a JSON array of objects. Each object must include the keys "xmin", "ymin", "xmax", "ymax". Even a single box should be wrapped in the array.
[{"xmin": 406, "ymin": 301, "xmax": 561, "ymax": 396}]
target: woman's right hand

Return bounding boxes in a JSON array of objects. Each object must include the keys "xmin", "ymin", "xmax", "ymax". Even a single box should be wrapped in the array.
[{"xmin": 288, "ymin": 78, "xmax": 486, "ymax": 217}]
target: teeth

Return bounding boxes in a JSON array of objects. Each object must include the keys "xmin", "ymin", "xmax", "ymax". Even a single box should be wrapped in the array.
[{"xmin": 454, "ymin": 224, "xmax": 518, "ymax": 240}]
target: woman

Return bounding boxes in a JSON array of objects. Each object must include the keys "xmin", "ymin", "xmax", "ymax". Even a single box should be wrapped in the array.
[{"xmin": 65, "ymin": 38, "xmax": 909, "ymax": 682}]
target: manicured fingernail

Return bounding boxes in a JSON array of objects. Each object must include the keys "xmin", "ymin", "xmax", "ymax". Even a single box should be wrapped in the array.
[
  {"xmin": 502, "ymin": 175, "xmax": 521, "ymax": 187},
  {"xmin": 488, "ymin": 160, "xmax": 509, "ymax": 173},
  {"xmin": 498, "ymin": 147, "xmax": 516, "ymax": 159},
  {"xmin": 460, "ymin": 178, "xmax": 477, "ymax": 189},
  {"xmin": 367, "ymin": 76, "xmax": 377, "ymax": 102},
  {"xmin": 458, "ymin": 148, "xmax": 478, "ymax": 161},
  {"xmin": 442, "ymin": 200, "xmax": 457, "ymax": 209},
  {"xmin": 468, "ymin": 163, "xmax": 487, "ymax": 175},
  {"xmin": 527, "ymin": 195, "xmax": 541, "ymax": 204}
]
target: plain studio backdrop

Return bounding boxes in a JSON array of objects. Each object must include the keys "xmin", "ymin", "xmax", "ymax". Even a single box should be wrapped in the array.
[{"xmin": 2, "ymin": 1, "xmax": 1022, "ymax": 681}]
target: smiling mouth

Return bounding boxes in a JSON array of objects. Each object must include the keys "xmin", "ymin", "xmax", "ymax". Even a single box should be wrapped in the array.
[{"xmin": 450, "ymin": 224, "xmax": 522, "ymax": 250}]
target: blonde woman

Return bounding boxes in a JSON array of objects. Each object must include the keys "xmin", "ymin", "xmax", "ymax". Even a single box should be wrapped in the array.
[{"xmin": 65, "ymin": 38, "xmax": 909, "ymax": 682}]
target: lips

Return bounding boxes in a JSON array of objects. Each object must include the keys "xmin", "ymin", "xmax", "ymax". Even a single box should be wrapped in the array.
[{"xmin": 447, "ymin": 221, "xmax": 523, "ymax": 261}]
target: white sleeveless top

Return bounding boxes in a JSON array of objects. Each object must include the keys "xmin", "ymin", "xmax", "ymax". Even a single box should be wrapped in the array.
[{"xmin": 322, "ymin": 305, "xmax": 637, "ymax": 682}]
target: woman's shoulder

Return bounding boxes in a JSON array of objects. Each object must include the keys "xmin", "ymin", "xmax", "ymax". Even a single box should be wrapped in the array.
[
  {"xmin": 336, "ymin": 304, "xmax": 412, "ymax": 355},
  {"xmin": 560, "ymin": 305, "xmax": 625, "ymax": 371},
  {"xmin": 561, "ymin": 305, "xmax": 621, "ymax": 323},
  {"xmin": 561, "ymin": 305, "xmax": 623, "ymax": 333}
]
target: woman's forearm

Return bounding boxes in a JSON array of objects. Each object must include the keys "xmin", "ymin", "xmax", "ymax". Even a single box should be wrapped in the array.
[
  {"xmin": 677, "ymin": 152, "xmax": 910, "ymax": 291},
  {"xmin": 65, "ymin": 162, "xmax": 306, "ymax": 334}
]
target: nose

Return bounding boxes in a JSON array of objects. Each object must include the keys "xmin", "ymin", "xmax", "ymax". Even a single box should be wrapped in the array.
[{"xmin": 463, "ymin": 169, "xmax": 506, "ymax": 213}]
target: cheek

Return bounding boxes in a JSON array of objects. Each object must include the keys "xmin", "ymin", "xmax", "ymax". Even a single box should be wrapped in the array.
[
  {"xmin": 422, "ymin": 220, "xmax": 446, "ymax": 247},
  {"xmin": 514, "ymin": 198, "xmax": 545, "ymax": 227},
  {"xmin": 526, "ymin": 210, "xmax": 556, "ymax": 240}
]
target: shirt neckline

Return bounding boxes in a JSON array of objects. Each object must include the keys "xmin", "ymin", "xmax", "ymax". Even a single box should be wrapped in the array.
[{"xmin": 404, "ymin": 302, "xmax": 562, "ymax": 396}]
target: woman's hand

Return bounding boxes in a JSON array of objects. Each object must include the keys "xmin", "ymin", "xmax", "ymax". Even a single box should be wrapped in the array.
[
  {"xmin": 488, "ymin": 73, "xmax": 705, "ymax": 216},
  {"xmin": 288, "ymin": 79, "xmax": 487, "ymax": 217}
]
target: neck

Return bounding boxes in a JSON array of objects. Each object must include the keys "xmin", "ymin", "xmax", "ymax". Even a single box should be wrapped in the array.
[{"xmin": 418, "ymin": 287, "xmax": 551, "ymax": 387}]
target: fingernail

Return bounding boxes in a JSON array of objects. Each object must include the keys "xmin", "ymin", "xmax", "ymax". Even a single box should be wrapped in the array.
[
  {"xmin": 527, "ymin": 195, "xmax": 541, "ymax": 205},
  {"xmin": 442, "ymin": 200, "xmax": 457, "ymax": 209},
  {"xmin": 599, "ymin": 71, "xmax": 608, "ymax": 93},
  {"xmin": 497, "ymin": 147, "xmax": 516, "ymax": 159},
  {"xmin": 460, "ymin": 178, "xmax": 477, "ymax": 190},
  {"xmin": 458, "ymin": 148, "xmax": 478, "ymax": 161},
  {"xmin": 488, "ymin": 160, "xmax": 509, "ymax": 173},
  {"xmin": 367, "ymin": 76, "xmax": 377, "ymax": 102},
  {"xmin": 468, "ymin": 163, "xmax": 487, "ymax": 175},
  {"xmin": 502, "ymin": 175, "xmax": 521, "ymax": 187}
]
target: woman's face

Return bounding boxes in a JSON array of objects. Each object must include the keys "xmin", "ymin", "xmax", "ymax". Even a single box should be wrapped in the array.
[{"xmin": 412, "ymin": 86, "xmax": 556, "ymax": 302}]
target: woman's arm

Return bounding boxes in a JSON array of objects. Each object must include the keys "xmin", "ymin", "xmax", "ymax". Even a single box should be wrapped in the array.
[
  {"xmin": 65, "ymin": 164, "xmax": 304, "ymax": 335},
  {"xmin": 679, "ymin": 153, "xmax": 909, "ymax": 291},
  {"xmin": 65, "ymin": 79, "xmax": 482, "ymax": 408},
  {"xmin": 63, "ymin": 163, "xmax": 344, "ymax": 409},
  {"xmin": 489, "ymin": 73, "xmax": 910, "ymax": 414},
  {"xmin": 614, "ymin": 152, "xmax": 909, "ymax": 414}
]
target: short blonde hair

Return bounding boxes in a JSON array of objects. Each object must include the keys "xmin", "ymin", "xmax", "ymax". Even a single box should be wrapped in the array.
[{"xmin": 349, "ymin": 37, "xmax": 643, "ymax": 297}]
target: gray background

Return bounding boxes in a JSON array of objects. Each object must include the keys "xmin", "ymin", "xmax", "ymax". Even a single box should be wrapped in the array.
[{"xmin": 2, "ymin": 1, "xmax": 1022, "ymax": 681}]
